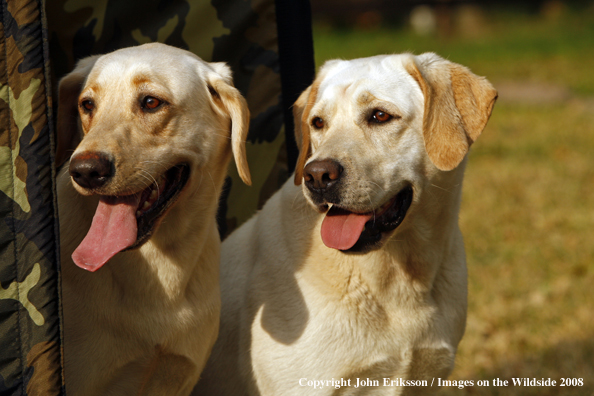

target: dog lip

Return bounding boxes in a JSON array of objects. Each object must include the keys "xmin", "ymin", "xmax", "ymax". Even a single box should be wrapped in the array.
[
  {"xmin": 337, "ymin": 185, "xmax": 413, "ymax": 253},
  {"xmin": 125, "ymin": 164, "xmax": 191, "ymax": 250},
  {"xmin": 322, "ymin": 192, "xmax": 398, "ymax": 218},
  {"xmin": 315, "ymin": 203, "xmax": 330, "ymax": 213}
]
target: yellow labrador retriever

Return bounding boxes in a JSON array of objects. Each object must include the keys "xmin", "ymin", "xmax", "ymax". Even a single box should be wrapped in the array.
[
  {"xmin": 56, "ymin": 43, "xmax": 251, "ymax": 396},
  {"xmin": 195, "ymin": 53, "xmax": 496, "ymax": 395}
]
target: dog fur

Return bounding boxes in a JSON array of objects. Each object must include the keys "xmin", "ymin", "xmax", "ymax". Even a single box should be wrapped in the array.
[
  {"xmin": 56, "ymin": 43, "xmax": 251, "ymax": 396},
  {"xmin": 195, "ymin": 53, "xmax": 496, "ymax": 395}
]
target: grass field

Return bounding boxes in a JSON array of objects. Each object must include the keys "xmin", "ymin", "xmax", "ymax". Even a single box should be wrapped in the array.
[{"xmin": 313, "ymin": 6, "xmax": 594, "ymax": 395}]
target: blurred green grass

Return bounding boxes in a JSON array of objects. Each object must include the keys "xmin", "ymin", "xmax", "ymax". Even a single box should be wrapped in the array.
[
  {"xmin": 313, "ymin": 6, "xmax": 594, "ymax": 395},
  {"xmin": 314, "ymin": 7, "xmax": 594, "ymax": 95}
]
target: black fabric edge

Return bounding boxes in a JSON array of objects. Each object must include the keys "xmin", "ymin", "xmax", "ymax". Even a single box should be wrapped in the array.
[
  {"xmin": 40, "ymin": 0, "xmax": 67, "ymax": 393},
  {"xmin": 274, "ymin": 0, "xmax": 316, "ymax": 173}
]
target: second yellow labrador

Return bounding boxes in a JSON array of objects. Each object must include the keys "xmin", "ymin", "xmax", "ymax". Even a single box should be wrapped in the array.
[
  {"xmin": 195, "ymin": 53, "xmax": 496, "ymax": 395},
  {"xmin": 57, "ymin": 43, "xmax": 251, "ymax": 396}
]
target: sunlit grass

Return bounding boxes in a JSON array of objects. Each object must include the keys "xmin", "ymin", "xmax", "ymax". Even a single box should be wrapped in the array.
[
  {"xmin": 448, "ymin": 102, "xmax": 594, "ymax": 395},
  {"xmin": 313, "ymin": 7, "xmax": 594, "ymax": 395}
]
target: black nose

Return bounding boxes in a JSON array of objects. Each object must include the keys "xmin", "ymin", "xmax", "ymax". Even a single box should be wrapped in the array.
[
  {"xmin": 69, "ymin": 152, "xmax": 114, "ymax": 190},
  {"xmin": 303, "ymin": 159, "xmax": 343, "ymax": 192}
]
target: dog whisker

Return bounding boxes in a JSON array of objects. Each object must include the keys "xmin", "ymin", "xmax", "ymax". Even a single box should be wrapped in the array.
[
  {"xmin": 366, "ymin": 180, "xmax": 385, "ymax": 193},
  {"xmin": 136, "ymin": 160, "xmax": 170, "ymax": 175},
  {"xmin": 291, "ymin": 188, "xmax": 302, "ymax": 211},
  {"xmin": 135, "ymin": 167, "xmax": 162, "ymax": 201},
  {"xmin": 196, "ymin": 169, "xmax": 205, "ymax": 192},
  {"xmin": 359, "ymin": 188, "xmax": 376, "ymax": 221},
  {"xmin": 206, "ymin": 171, "xmax": 218, "ymax": 194},
  {"xmin": 430, "ymin": 183, "xmax": 453, "ymax": 193}
]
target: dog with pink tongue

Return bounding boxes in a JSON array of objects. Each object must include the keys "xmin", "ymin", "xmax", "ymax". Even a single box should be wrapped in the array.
[
  {"xmin": 196, "ymin": 53, "xmax": 496, "ymax": 396},
  {"xmin": 56, "ymin": 43, "xmax": 251, "ymax": 396}
]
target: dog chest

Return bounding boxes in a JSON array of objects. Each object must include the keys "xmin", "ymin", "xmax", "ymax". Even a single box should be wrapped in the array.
[{"xmin": 248, "ymin": 273, "xmax": 452, "ymax": 395}]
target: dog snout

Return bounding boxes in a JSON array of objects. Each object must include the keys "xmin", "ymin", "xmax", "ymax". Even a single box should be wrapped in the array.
[
  {"xmin": 69, "ymin": 152, "xmax": 114, "ymax": 190},
  {"xmin": 303, "ymin": 159, "xmax": 343, "ymax": 192}
]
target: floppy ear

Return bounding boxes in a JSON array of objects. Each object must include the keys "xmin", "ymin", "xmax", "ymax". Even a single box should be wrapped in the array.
[
  {"xmin": 292, "ymin": 81, "xmax": 320, "ymax": 185},
  {"xmin": 55, "ymin": 56, "xmax": 100, "ymax": 167},
  {"xmin": 405, "ymin": 53, "xmax": 497, "ymax": 171},
  {"xmin": 207, "ymin": 71, "xmax": 252, "ymax": 186}
]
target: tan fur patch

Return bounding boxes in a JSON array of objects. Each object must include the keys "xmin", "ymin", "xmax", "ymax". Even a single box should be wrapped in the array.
[
  {"xmin": 450, "ymin": 64, "xmax": 498, "ymax": 143},
  {"xmin": 405, "ymin": 57, "xmax": 497, "ymax": 171},
  {"xmin": 208, "ymin": 78, "xmax": 252, "ymax": 185},
  {"xmin": 132, "ymin": 75, "xmax": 151, "ymax": 87},
  {"xmin": 293, "ymin": 79, "xmax": 321, "ymax": 185}
]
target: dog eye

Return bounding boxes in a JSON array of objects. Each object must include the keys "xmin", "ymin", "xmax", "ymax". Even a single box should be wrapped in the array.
[
  {"xmin": 370, "ymin": 110, "xmax": 392, "ymax": 123},
  {"xmin": 312, "ymin": 117, "xmax": 324, "ymax": 129},
  {"xmin": 80, "ymin": 99, "xmax": 95, "ymax": 112},
  {"xmin": 141, "ymin": 96, "xmax": 163, "ymax": 111}
]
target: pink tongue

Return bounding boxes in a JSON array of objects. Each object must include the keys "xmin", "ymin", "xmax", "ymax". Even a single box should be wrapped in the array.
[
  {"xmin": 321, "ymin": 207, "xmax": 372, "ymax": 250},
  {"xmin": 72, "ymin": 195, "xmax": 140, "ymax": 272}
]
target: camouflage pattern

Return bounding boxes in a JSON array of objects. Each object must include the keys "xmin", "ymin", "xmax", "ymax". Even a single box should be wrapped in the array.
[
  {"xmin": 46, "ymin": 0, "xmax": 294, "ymax": 236},
  {"xmin": 0, "ymin": 0, "xmax": 64, "ymax": 395}
]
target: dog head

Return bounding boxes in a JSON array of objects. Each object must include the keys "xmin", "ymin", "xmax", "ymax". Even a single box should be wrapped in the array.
[
  {"xmin": 56, "ymin": 43, "xmax": 251, "ymax": 271},
  {"xmin": 292, "ymin": 53, "xmax": 497, "ymax": 252}
]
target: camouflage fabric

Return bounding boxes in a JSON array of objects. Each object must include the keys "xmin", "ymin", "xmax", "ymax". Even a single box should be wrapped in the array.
[
  {"xmin": 46, "ymin": 0, "xmax": 311, "ymax": 236},
  {"xmin": 0, "ymin": 0, "xmax": 64, "ymax": 395}
]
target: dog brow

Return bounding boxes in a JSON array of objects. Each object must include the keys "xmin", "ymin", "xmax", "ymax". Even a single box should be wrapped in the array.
[{"xmin": 132, "ymin": 74, "xmax": 152, "ymax": 87}]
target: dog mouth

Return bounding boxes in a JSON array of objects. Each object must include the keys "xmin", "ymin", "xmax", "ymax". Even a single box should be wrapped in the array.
[
  {"xmin": 71, "ymin": 164, "xmax": 190, "ymax": 272},
  {"xmin": 131, "ymin": 165, "xmax": 190, "ymax": 249},
  {"xmin": 320, "ymin": 186, "xmax": 413, "ymax": 253}
]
